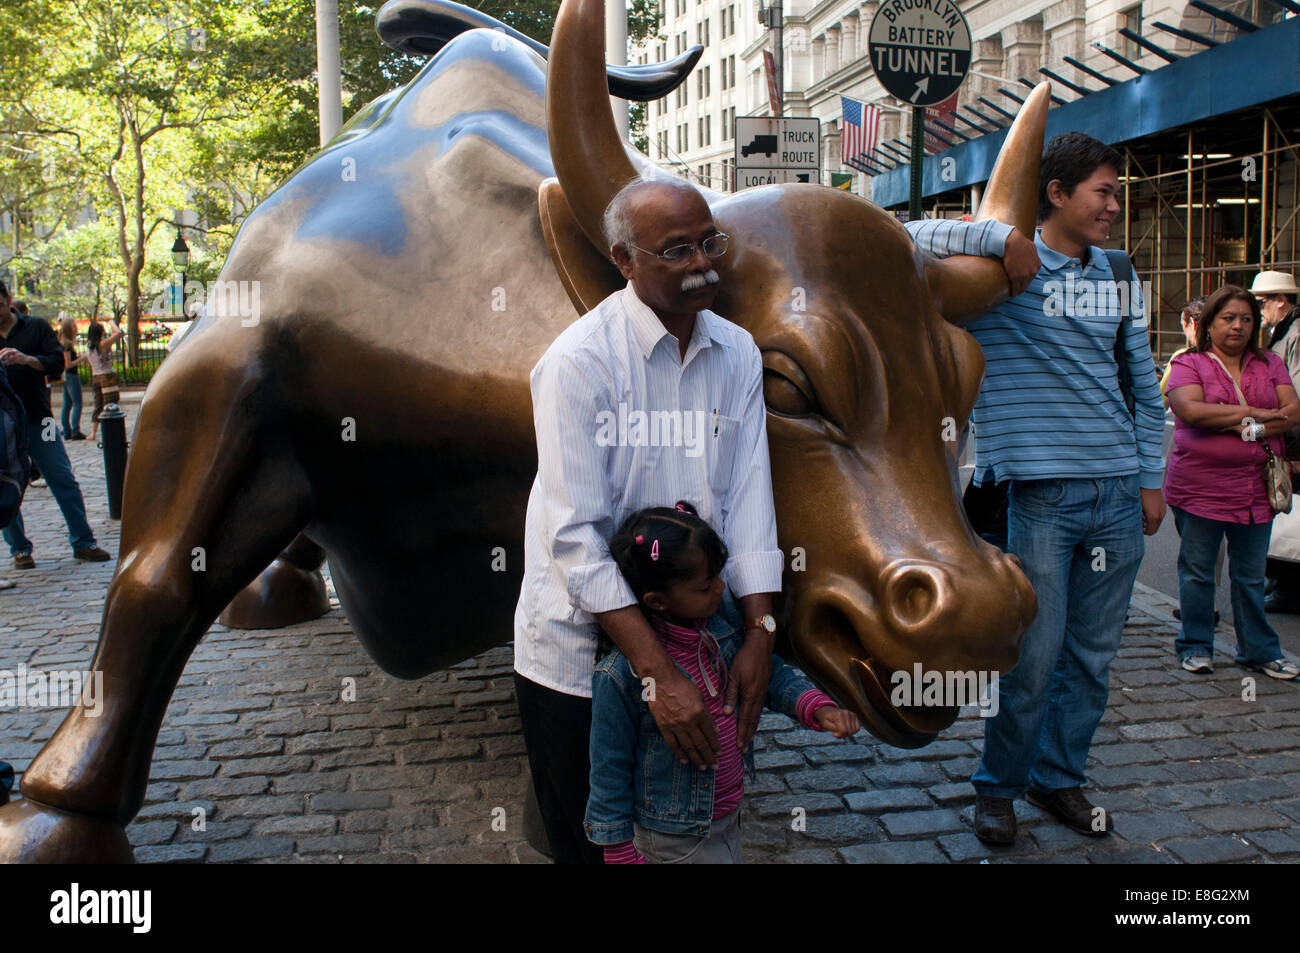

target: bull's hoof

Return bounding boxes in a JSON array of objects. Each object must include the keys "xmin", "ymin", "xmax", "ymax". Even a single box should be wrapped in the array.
[
  {"xmin": 219, "ymin": 557, "xmax": 329, "ymax": 629},
  {"xmin": 0, "ymin": 798, "xmax": 135, "ymax": 863}
]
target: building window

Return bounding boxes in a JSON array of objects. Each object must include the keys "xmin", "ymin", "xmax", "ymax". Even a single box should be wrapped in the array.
[{"xmin": 1119, "ymin": 5, "xmax": 1142, "ymax": 61}]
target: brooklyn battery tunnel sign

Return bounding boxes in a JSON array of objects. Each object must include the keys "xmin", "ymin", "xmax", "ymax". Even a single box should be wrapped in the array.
[{"xmin": 868, "ymin": 0, "xmax": 971, "ymax": 107}]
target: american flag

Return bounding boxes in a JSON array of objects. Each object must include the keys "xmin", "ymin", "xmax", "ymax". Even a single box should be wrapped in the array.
[{"xmin": 840, "ymin": 95, "xmax": 881, "ymax": 174}]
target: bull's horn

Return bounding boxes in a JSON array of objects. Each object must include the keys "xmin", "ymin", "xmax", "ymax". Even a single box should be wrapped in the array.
[
  {"xmin": 548, "ymin": 0, "xmax": 641, "ymax": 253},
  {"xmin": 378, "ymin": 0, "xmax": 702, "ymax": 100},
  {"xmin": 926, "ymin": 81, "xmax": 1050, "ymax": 324}
]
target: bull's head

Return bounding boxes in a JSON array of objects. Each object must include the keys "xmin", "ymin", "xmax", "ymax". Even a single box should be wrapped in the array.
[{"xmin": 540, "ymin": 0, "xmax": 1043, "ymax": 747}]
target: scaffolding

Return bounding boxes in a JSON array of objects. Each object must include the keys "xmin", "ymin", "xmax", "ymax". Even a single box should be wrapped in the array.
[{"xmin": 1122, "ymin": 102, "xmax": 1300, "ymax": 361}]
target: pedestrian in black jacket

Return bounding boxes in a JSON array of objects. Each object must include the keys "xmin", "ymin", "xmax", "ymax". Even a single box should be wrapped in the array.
[{"xmin": 0, "ymin": 282, "xmax": 110, "ymax": 568}]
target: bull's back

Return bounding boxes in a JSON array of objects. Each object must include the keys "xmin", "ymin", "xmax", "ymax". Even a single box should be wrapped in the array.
[
  {"xmin": 157, "ymin": 31, "xmax": 596, "ymax": 674},
  {"xmin": 181, "ymin": 29, "xmax": 580, "ymax": 386}
]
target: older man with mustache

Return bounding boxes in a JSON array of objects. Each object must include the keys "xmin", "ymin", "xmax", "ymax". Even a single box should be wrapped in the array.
[{"xmin": 513, "ymin": 178, "xmax": 785, "ymax": 862}]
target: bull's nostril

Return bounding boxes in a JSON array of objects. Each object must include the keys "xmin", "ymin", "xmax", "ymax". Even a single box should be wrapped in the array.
[
  {"xmin": 898, "ymin": 580, "xmax": 935, "ymax": 626},
  {"xmin": 885, "ymin": 564, "xmax": 947, "ymax": 631}
]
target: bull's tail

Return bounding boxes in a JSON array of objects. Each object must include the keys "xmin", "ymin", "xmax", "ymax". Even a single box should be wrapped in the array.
[{"xmin": 375, "ymin": 0, "xmax": 699, "ymax": 100}]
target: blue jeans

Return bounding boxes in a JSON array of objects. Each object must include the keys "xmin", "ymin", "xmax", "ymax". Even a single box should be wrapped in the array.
[
  {"xmin": 1172, "ymin": 506, "xmax": 1282, "ymax": 666},
  {"xmin": 972, "ymin": 475, "xmax": 1144, "ymax": 798},
  {"xmin": 61, "ymin": 374, "xmax": 83, "ymax": 437},
  {"xmin": 2, "ymin": 423, "xmax": 97, "ymax": 555}
]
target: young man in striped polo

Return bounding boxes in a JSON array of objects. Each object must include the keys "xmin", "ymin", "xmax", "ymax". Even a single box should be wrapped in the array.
[{"xmin": 911, "ymin": 132, "xmax": 1166, "ymax": 845}]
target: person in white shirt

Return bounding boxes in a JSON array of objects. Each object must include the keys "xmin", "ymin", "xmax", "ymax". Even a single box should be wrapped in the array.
[{"xmin": 513, "ymin": 178, "xmax": 784, "ymax": 862}]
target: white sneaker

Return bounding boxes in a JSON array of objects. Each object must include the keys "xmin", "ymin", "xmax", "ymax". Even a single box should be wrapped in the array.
[
  {"xmin": 30, "ymin": 477, "xmax": 46, "ymax": 488},
  {"xmin": 1181, "ymin": 655, "xmax": 1213, "ymax": 673},
  {"xmin": 0, "ymin": 578, "xmax": 13, "ymax": 591},
  {"xmin": 1247, "ymin": 658, "xmax": 1300, "ymax": 680}
]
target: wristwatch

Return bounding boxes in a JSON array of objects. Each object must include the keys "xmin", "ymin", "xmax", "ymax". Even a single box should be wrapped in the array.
[{"xmin": 746, "ymin": 613, "xmax": 777, "ymax": 635}]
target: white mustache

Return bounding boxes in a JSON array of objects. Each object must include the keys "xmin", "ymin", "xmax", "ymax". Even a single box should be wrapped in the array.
[{"xmin": 681, "ymin": 269, "xmax": 720, "ymax": 293}]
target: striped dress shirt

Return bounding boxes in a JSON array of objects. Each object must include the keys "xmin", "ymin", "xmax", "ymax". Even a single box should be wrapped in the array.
[
  {"xmin": 513, "ymin": 283, "xmax": 784, "ymax": 697},
  {"xmin": 905, "ymin": 217, "xmax": 1012, "ymax": 259},
  {"xmin": 908, "ymin": 221, "xmax": 1165, "ymax": 490}
]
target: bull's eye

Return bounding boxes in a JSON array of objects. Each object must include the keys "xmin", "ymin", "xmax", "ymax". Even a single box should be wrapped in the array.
[
  {"xmin": 764, "ymin": 371, "xmax": 813, "ymax": 417},
  {"xmin": 762, "ymin": 351, "xmax": 817, "ymax": 418}
]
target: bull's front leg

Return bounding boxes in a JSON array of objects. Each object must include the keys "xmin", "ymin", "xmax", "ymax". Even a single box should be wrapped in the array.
[{"xmin": 0, "ymin": 366, "xmax": 312, "ymax": 862}]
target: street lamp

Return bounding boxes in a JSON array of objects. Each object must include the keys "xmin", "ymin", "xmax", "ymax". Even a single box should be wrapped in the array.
[{"xmin": 171, "ymin": 231, "xmax": 190, "ymax": 318}]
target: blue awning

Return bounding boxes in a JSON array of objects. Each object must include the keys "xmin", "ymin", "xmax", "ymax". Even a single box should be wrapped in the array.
[{"xmin": 870, "ymin": 14, "xmax": 1300, "ymax": 209}]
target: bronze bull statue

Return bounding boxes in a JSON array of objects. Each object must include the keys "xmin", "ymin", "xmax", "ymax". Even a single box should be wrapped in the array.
[{"xmin": 0, "ymin": 0, "xmax": 1043, "ymax": 862}]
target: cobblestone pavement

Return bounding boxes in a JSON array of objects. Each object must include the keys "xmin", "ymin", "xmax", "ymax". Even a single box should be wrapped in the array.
[{"xmin": 2, "ymin": 391, "xmax": 1298, "ymax": 863}]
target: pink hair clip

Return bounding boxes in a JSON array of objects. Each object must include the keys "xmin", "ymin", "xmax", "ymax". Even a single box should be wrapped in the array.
[
  {"xmin": 650, "ymin": 539, "xmax": 659, "ymax": 561},
  {"xmin": 635, "ymin": 535, "xmax": 644, "ymax": 544}
]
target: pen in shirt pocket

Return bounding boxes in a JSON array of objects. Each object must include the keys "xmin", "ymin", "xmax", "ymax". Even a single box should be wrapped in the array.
[{"xmin": 712, "ymin": 408, "xmax": 719, "ymax": 436}]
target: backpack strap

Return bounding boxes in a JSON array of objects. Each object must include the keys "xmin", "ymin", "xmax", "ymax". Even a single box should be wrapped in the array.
[{"xmin": 1105, "ymin": 248, "xmax": 1137, "ymax": 417}]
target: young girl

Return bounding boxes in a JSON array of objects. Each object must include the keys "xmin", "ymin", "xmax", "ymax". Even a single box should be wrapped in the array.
[
  {"xmin": 85, "ymin": 319, "xmax": 124, "ymax": 441},
  {"xmin": 585, "ymin": 501, "xmax": 860, "ymax": 864}
]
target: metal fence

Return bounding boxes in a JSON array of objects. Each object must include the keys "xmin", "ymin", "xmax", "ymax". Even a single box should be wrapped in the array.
[{"xmin": 73, "ymin": 340, "xmax": 171, "ymax": 387}]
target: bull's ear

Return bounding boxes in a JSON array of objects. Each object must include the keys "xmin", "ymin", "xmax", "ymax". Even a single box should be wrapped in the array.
[{"xmin": 538, "ymin": 178, "xmax": 625, "ymax": 315}]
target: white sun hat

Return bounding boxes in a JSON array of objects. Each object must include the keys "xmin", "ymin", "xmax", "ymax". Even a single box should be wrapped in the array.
[{"xmin": 1250, "ymin": 271, "xmax": 1300, "ymax": 296}]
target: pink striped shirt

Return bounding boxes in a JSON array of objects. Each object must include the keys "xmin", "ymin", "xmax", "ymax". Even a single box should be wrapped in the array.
[{"xmin": 604, "ymin": 614, "xmax": 835, "ymax": 864}]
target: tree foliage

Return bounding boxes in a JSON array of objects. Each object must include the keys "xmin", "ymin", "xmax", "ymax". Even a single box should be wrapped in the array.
[{"xmin": 0, "ymin": 0, "xmax": 675, "ymax": 353}]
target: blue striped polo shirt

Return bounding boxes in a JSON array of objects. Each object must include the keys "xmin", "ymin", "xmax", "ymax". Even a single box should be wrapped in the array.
[{"xmin": 910, "ymin": 222, "xmax": 1165, "ymax": 491}]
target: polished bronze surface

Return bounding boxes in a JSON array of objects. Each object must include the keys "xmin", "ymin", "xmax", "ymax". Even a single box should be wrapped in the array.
[
  {"xmin": 218, "ymin": 535, "xmax": 330, "ymax": 630},
  {"xmin": 0, "ymin": 0, "xmax": 1044, "ymax": 861}
]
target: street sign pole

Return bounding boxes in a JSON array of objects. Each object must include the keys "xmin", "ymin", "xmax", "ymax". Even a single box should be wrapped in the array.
[
  {"xmin": 909, "ymin": 106, "xmax": 923, "ymax": 222},
  {"xmin": 772, "ymin": 0, "xmax": 783, "ymax": 116}
]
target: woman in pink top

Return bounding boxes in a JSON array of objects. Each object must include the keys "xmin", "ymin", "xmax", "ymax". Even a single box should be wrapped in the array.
[{"xmin": 1164, "ymin": 285, "xmax": 1300, "ymax": 679}]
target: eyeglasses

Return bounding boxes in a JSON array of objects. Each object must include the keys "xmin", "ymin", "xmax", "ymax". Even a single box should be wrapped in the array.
[{"xmin": 628, "ymin": 232, "xmax": 729, "ymax": 264}]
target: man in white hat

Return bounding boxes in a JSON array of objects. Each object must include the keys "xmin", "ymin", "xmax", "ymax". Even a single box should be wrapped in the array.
[
  {"xmin": 1252, "ymin": 271, "xmax": 1300, "ymax": 611},
  {"xmin": 1256, "ymin": 270, "xmax": 1300, "ymax": 349}
]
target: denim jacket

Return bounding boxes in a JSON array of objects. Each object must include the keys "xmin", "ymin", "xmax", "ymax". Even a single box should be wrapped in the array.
[{"xmin": 584, "ymin": 592, "xmax": 824, "ymax": 844}]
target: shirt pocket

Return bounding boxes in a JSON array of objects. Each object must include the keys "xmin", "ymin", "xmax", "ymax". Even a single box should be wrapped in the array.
[{"xmin": 707, "ymin": 413, "xmax": 742, "ymax": 496}]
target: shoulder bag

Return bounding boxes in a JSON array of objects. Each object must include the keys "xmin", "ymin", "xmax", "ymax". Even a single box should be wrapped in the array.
[{"xmin": 1206, "ymin": 351, "xmax": 1292, "ymax": 515}]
